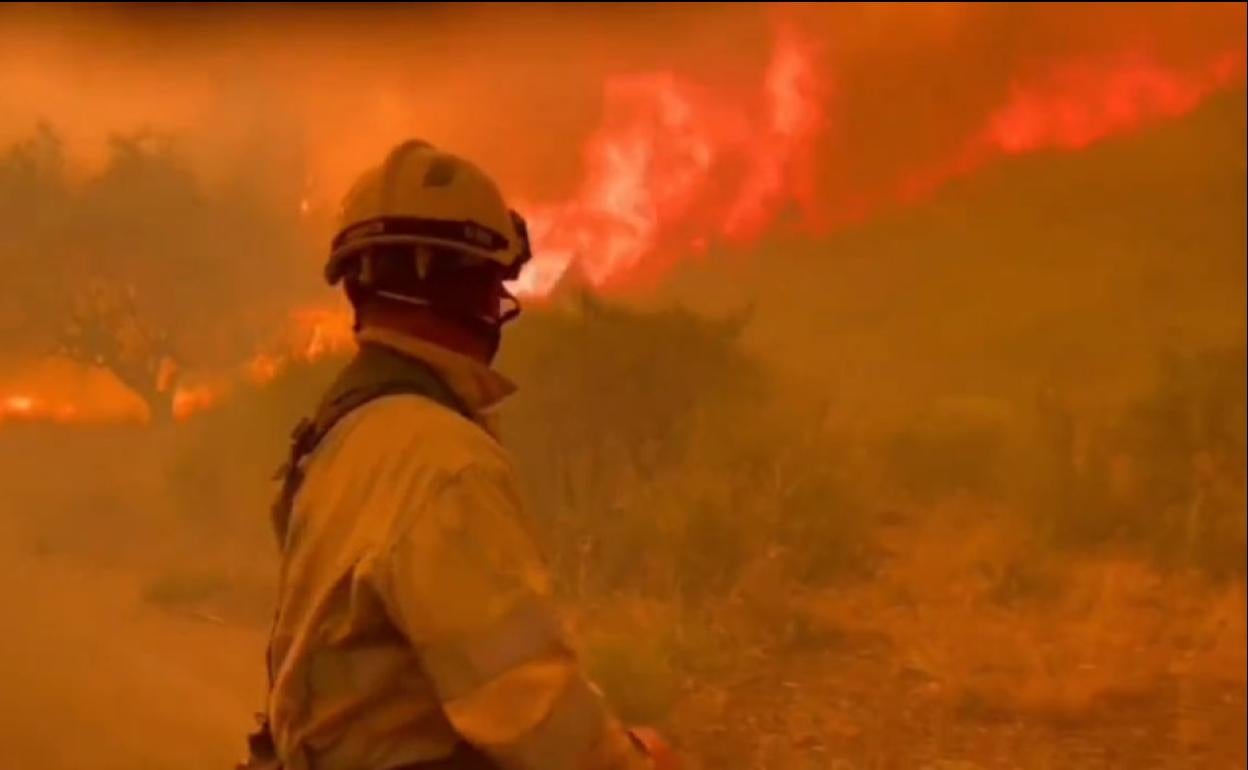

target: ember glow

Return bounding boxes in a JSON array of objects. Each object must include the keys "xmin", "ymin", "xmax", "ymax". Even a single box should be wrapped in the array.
[
  {"xmin": 0, "ymin": 394, "xmax": 79, "ymax": 426},
  {"xmin": 171, "ymin": 307, "xmax": 355, "ymax": 420},
  {"xmin": 293, "ymin": 308, "xmax": 355, "ymax": 361},
  {"xmin": 170, "ymin": 383, "xmax": 226, "ymax": 421},
  {"xmin": 0, "ymin": 397, "xmax": 78, "ymax": 424},
  {"xmin": 0, "ymin": 305, "xmax": 354, "ymax": 426},
  {"xmin": 0, "ymin": 360, "xmax": 146, "ymax": 425}
]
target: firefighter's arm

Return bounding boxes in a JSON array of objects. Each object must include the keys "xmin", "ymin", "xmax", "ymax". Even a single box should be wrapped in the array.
[{"xmin": 379, "ymin": 461, "xmax": 659, "ymax": 770}]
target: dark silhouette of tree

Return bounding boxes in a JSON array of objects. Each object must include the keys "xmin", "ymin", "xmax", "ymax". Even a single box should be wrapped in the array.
[
  {"xmin": 0, "ymin": 125, "xmax": 320, "ymax": 420},
  {"xmin": 57, "ymin": 278, "xmax": 180, "ymax": 422}
]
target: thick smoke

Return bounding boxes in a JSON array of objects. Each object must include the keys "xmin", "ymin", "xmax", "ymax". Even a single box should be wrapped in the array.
[{"xmin": 0, "ymin": 2, "xmax": 1244, "ymax": 416}]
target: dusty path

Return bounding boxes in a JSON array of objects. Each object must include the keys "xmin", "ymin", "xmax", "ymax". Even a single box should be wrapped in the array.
[
  {"xmin": 1, "ymin": 507, "xmax": 1243, "ymax": 770},
  {"xmin": 0, "ymin": 532, "xmax": 267, "ymax": 770}
]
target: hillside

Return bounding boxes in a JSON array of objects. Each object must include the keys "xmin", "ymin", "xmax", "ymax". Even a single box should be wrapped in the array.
[{"xmin": 655, "ymin": 87, "xmax": 1247, "ymax": 417}]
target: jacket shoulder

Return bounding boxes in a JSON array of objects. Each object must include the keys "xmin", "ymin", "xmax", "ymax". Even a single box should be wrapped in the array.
[{"xmin": 325, "ymin": 392, "xmax": 509, "ymax": 477}]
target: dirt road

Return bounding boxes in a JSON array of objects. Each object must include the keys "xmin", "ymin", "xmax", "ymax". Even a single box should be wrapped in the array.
[{"xmin": 0, "ymin": 534, "xmax": 266, "ymax": 770}]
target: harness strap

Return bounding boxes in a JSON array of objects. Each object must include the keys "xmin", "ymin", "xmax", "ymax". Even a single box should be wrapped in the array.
[{"xmin": 269, "ymin": 343, "xmax": 470, "ymax": 545}]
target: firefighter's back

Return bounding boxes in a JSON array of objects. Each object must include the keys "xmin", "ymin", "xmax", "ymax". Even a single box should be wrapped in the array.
[{"xmin": 268, "ymin": 393, "xmax": 505, "ymax": 770}]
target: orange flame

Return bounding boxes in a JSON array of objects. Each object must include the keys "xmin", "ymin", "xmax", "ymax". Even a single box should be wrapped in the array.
[
  {"xmin": 517, "ymin": 30, "xmax": 1243, "ymax": 297},
  {"xmin": 171, "ymin": 383, "xmax": 226, "ymax": 421},
  {"xmin": 983, "ymin": 50, "xmax": 1244, "ymax": 155},
  {"xmin": 4, "ymin": 395, "xmax": 34, "ymax": 415},
  {"xmin": 0, "ymin": 394, "xmax": 76, "ymax": 426},
  {"xmin": 515, "ymin": 26, "xmax": 824, "ymax": 297},
  {"xmin": 0, "ymin": 395, "xmax": 81, "ymax": 424},
  {"xmin": 2, "ymin": 29, "xmax": 1244, "ymax": 429},
  {"xmin": 901, "ymin": 47, "xmax": 1247, "ymax": 201},
  {"xmin": 293, "ymin": 307, "xmax": 355, "ymax": 361},
  {"xmin": 246, "ymin": 352, "xmax": 282, "ymax": 386},
  {"xmin": 0, "ymin": 302, "xmax": 359, "ymax": 428},
  {"xmin": 0, "ymin": 359, "xmax": 146, "ymax": 425}
]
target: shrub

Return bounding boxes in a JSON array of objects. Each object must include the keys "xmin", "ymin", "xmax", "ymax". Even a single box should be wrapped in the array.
[
  {"xmin": 885, "ymin": 396, "xmax": 1015, "ymax": 503},
  {"xmin": 1117, "ymin": 344, "xmax": 1247, "ymax": 576},
  {"xmin": 775, "ymin": 465, "xmax": 877, "ymax": 586},
  {"xmin": 673, "ymin": 497, "xmax": 753, "ymax": 602},
  {"xmin": 1025, "ymin": 343, "xmax": 1247, "ymax": 578},
  {"xmin": 499, "ymin": 296, "xmax": 766, "ymax": 597}
]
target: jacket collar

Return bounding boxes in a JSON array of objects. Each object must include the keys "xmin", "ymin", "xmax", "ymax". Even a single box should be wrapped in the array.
[{"xmin": 354, "ymin": 326, "xmax": 516, "ymax": 416}]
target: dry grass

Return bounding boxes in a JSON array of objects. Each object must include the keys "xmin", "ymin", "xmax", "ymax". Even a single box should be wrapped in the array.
[{"xmin": 658, "ymin": 505, "xmax": 1247, "ymax": 769}]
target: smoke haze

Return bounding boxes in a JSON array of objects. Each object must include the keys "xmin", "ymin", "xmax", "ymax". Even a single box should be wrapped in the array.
[{"xmin": 0, "ymin": 5, "xmax": 1244, "ymax": 769}]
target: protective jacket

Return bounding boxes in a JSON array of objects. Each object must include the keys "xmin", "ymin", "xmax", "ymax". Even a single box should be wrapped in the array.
[{"xmin": 258, "ymin": 327, "xmax": 651, "ymax": 770}]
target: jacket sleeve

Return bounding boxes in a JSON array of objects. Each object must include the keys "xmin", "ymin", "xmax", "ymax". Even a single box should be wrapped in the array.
[{"xmin": 378, "ymin": 460, "xmax": 653, "ymax": 770}]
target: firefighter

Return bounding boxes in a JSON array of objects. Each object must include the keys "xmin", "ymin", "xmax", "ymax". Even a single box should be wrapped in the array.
[{"xmin": 243, "ymin": 140, "xmax": 677, "ymax": 770}]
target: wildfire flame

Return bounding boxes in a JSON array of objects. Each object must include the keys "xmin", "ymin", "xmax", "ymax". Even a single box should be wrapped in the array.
[
  {"xmin": 169, "ymin": 307, "xmax": 355, "ymax": 421},
  {"xmin": 984, "ymin": 50, "xmax": 1244, "ymax": 156},
  {"xmin": 902, "ymin": 47, "xmax": 1247, "ymax": 201},
  {"xmin": 247, "ymin": 353, "xmax": 282, "ymax": 386},
  {"xmin": 5, "ymin": 395, "xmax": 34, "ymax": 414},
  {"xmin": 0, "ymin": 305, "xmax": 356, "ymax": 426},
  {"xmin": 515, "ymin": 31, "xmax": 1244, "ymax": 298},
  {"xmin": 0, "ymin": 359, "xmax": 146, "ymax": 425},
  {"xmin": 294, "ymin": 308, "xmax": 354, "ymax": 361},
  {"xmin": 171, "ymin": 383, "xmax": 226, "ymax": 421},
  {"xmin": 2, "ymin": 23, "xmax": 1244, "ymax": 428},
  {"xmin": 0, "ymin": 395, "xmax": 80, "ymax": 424},
  {"xmin": 516, "ymin": 27, "xmax": 823, "ymax": 297}
]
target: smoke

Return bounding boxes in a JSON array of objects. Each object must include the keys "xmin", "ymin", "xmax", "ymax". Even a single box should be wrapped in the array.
[
  {"xmin": 0, "ymin": 3, "xmax": 1244, "ymax": 418},
  {"xmin": 0, "ymin": 13, "xmax": 1244, "ymax": 761},
  {"xmin": 3, "ymin": 5, "xmax": 1241, "ymax": 194}
]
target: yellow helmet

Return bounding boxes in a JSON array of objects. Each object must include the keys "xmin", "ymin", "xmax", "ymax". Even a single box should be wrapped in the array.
[{"xmin": 326, "ymin": 140, "xmax": 531, "ymax": 285}]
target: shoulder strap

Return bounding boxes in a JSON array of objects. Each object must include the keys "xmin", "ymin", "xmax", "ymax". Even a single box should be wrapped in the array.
[{"xmin": 269, "ymin": 342, "xmax": 470, "ymax": 546}]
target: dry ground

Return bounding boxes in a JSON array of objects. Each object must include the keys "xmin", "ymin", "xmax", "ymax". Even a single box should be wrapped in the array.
[{"xmin": 1, "ymin": 505, "xmax": 1243, "ymax": 770}]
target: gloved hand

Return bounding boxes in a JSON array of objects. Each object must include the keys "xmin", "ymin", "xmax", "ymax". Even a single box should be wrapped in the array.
[{"xmin": 629, "ymin": 726, "xmax": 680, "ymax": 770}]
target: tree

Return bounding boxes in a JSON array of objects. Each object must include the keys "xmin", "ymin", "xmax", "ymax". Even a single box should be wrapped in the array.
[
  {"xmin": 0, "ymin": 126, "xmax": 322, "ymax": 419},
  {"xmin": 0, "ymin": 125, "xmax": 72, "ymax": 358},
  {"xmin": 57, "ymin": 278, "xmax": 180, "ymax": 422}
]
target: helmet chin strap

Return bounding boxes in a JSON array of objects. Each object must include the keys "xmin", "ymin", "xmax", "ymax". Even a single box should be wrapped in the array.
[
  {"xmin": 373, "ymin": 289, "xmax": 432, "ymax": 309},
  {"xmin": 373, "ymin": 288, "xmax": 516, "ymax": 326},
  {"xmin": 371, "ymin": 289, "xmax": 505, "ymax": 361}
]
